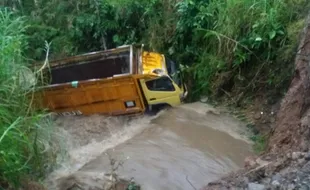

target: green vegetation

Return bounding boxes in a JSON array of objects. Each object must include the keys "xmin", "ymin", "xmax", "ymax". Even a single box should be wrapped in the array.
[
  {"xmin": 232, "ymin": 110, "xmax": 267, "ymax": 154},
  {"xmin": 3, "ymin": 0, "xmax": 307, "ymax": 102},
  {"xmin": 173, "ymin": 0, "xmax": 308, "ymax": 102},
  {"xmin": 1, "ymin": 0, "xmax": 310, "ymax": 187},
  {"xmin": 0, "ymin": 8, "xmax": 53, "ymax": 188},
  {"xmin": 251, "ymin": 134, "xmax": 268, "ymax": 153}
]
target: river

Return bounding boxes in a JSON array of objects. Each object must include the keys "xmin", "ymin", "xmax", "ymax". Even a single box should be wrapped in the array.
[{"xmin": 45, "ymin": 102, "xmax": 253, "ymax": 190}]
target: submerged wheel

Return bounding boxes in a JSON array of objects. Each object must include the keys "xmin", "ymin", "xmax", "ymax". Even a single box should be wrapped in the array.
[{"xmin": 146, "ymin": 103, "xmax": 171, "ymax": 115}]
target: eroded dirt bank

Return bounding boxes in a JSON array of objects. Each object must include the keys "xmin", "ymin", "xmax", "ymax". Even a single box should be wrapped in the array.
[
  {"xmin": 45, "ymin": 103, "xmax": 253, "ymax": 190},
  {"xmin": 205, "ymin": 13, "xmax": 310, "ymax": 190}
]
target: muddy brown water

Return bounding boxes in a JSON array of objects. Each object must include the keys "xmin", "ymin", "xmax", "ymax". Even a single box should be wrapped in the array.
[{"xmin": 46, "ymin": 102, "xmax": 253, "ymax": 190}]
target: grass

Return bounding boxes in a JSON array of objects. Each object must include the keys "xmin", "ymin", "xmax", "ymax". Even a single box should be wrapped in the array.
[
  {"xmin": 0, "ymin": 8, "xmax": 53, "ymax": 188},
  {"xmin": 250, "ymin": 134, "xmax": 267, "ymax": 153},
  {"xmin": 184, "ymin": 0, "xmax": 308, "ymax": 101},
  {"xmin": 229, "ymin": 107, "xmax": 267, "ymax": 154}
]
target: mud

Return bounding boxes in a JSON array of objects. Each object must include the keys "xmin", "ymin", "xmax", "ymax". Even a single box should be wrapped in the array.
[
  {"xmin": 45, "ymin": 102, "xmax": 253, "ymax": 190},
  {"xmin": 268, "ymin": 14, "xmax": 310, "ymax": 153}
]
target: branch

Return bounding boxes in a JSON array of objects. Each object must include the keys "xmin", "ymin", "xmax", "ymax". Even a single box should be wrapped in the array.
[{"xmin": 35, "ymin": 41, "xmax": 51, "ymax": 74}]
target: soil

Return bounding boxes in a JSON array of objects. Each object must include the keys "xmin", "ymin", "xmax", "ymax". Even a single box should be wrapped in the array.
[
  {"xmin": 242, "ymin": 95, "xmax": 280, "ymax": 136},
  {"xmin": 267, "ymin": 13, "xmax": 310, "ymax": 154},
  {"xmin": 16, "ymin": 179, "xmax": 47, "ymax": 190},
  {"xmin": 204, "ymin": 152, "xmax": 310, "ymax": 190},
  {"xmin": 204, "ymin": 13, "xmax": 310, "ymax": 190}
]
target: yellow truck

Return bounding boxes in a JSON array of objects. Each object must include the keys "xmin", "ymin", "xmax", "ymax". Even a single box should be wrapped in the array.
[{"xmin": 35, "ymin": 44, "xmax": 187, "ymax": 116}]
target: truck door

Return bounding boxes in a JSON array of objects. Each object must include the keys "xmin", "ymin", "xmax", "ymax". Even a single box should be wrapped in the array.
[{"xmin": 140, "ymin": 76, "xmax": 181, "ymax": 108}]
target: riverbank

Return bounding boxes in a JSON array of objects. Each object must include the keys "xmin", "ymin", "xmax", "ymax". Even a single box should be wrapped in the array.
[
  {"xmin": 204, "ymin": 13, "xmax": 310, "ymax": 190},
  {"xmin": 205, "ymin": 152, "xmax": 310, "ymax": 190}
]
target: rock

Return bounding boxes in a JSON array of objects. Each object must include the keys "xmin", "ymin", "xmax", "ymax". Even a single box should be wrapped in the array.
[
  {"xmin": 264, "ymin": 156, "xmax": 272, "ymax": 161},
  {"xmin": 301, "ymin": 161, "xmax": 310, "ymax": 172},
  {"xmin": 300, "ymin": 141, "xmax": 309, "ymax": 152},
  {"xmin": 298, "ymin": 158, "xmax": 306, "ymax": 165},
  {"xmin": 256, "ymin": 158, "xmax": 269, "ymax": 166},
  {"xmin": 242, "ymin": 177, "xmax": 250, "ymax": 184},
  {"xmin": 288, "ymin": 184, "xmax": 296, "ymax": 190},
  {"xmin": 292, "ymin": 152, "xmax": 303, "ymax": 160},
  {"xmin": 245, "ymin": 156, "xmax": 258, "ymax": 168},
  {"xmin": 300, "ymin": 184, "xmax": 310, "ymax": 190},
  {"xmin": 103, "ymin": 181, "xmax": 113, "ymax": 190},
  {"xmin": 262, "ymin": 178, "xmax": 271, "ymax": 184},
  {"xmin": 67, "ymin": 184, "xmax": 83, "ymax": 190},
  {"xmin": 200, "ymin": 96, "xmax": 208, "ymax": 103},
  {"xmin": 248, "ymin": 183, "xmax": 265, "ymax": 190},
  {"xmin": 287, "ymin": 152, "xmax": 292, "ymax": 159},
  {"xmin": 305, "ymin": 152, "xmax": 310, "ymax": 161},
  {"xmin": 243, "ymin": 177, "xmax": 249, "ymax": 184},
  {"xmin": 271, "ymin": 174, "xmax": 282, "ymax": 182},
  {"xmin": 254, "ymin": 112, "xmax": 262, "ymax": 120},
  {"xmin": 271, "ymin": 180, "xmax": 280, "ymax": 187}
]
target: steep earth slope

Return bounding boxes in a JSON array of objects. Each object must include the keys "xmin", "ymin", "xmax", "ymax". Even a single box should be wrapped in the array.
[{"xmin": 204, "ymin": 13, "xmax": 310, "ymax": 190}]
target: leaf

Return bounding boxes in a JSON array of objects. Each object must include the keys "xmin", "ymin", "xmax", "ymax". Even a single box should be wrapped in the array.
[
  {"xmin": 252, "ymin": 23, "xmax": 259, "ymax": 29},
  {"xmin": 268, "ymin": 30, "xmax": 276, "ymax": 40},
  {"xmin": 277, "ymin": 30, "xmax": 285, "ymax": 35},
  {"xmin": 255, "ymin": 37, "xmax": 262, "ymax": 41}
]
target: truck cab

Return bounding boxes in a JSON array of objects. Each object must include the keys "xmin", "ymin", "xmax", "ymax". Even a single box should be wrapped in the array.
[{"xmin": 139, "ymin": 51, "xmax": 187, "ymax": 111}]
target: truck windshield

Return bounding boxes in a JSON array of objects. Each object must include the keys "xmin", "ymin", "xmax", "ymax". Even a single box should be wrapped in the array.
[
  {"xmin": 145, "ymin": 76, "xmax": 175, "ymax": 91},
  {"xmin": 165, "ymin": 58, "xmax": 181, "ymax": 87}
]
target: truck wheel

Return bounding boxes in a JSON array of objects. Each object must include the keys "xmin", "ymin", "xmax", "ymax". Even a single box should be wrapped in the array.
[{"xmin": 146, "ymin": 103, "xmax": 171, "ymax": 115}]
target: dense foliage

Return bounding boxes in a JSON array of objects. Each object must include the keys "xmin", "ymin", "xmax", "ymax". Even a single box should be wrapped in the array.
[
  {"xmin": 1, "ymin": 0, "xmax": 310, "ymax": 187},
  {"xmin": 0, "ymin": 8, "xmax": 53, "ymax": 188},
  {"xmin": 3, "ymin": 0, "xmax": 309, "ymax": 100},
  {"xmin": 3, "ymin": 0, "xmax": 306, "ymax": 101}
]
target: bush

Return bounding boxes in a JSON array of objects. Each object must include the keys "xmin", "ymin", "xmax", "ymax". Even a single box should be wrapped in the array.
[
  {"xmin": 6, "ymin": 1, "xmax": 308, "ymax": 104},
  {"xmin": 166, "ymin": 0, "xmax": 309, "ymax": 101},
  {"xmin": 0, "ymin": 8, "xmax": 51, "ymax": 188}
]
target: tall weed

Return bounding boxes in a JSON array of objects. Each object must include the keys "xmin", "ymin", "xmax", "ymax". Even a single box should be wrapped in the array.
[
  {"xmin": 0, "ymin": 8, "xmax": 52, "ymax": 188},
  {"xmin": 176, "ymin": 0, "xmax": 308, "ymax": 100}
]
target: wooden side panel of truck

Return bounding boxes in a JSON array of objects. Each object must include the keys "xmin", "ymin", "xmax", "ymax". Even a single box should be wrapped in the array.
[{"xmin": 36, "ymin": 75, "xmax": 145, "ymax": 116}]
